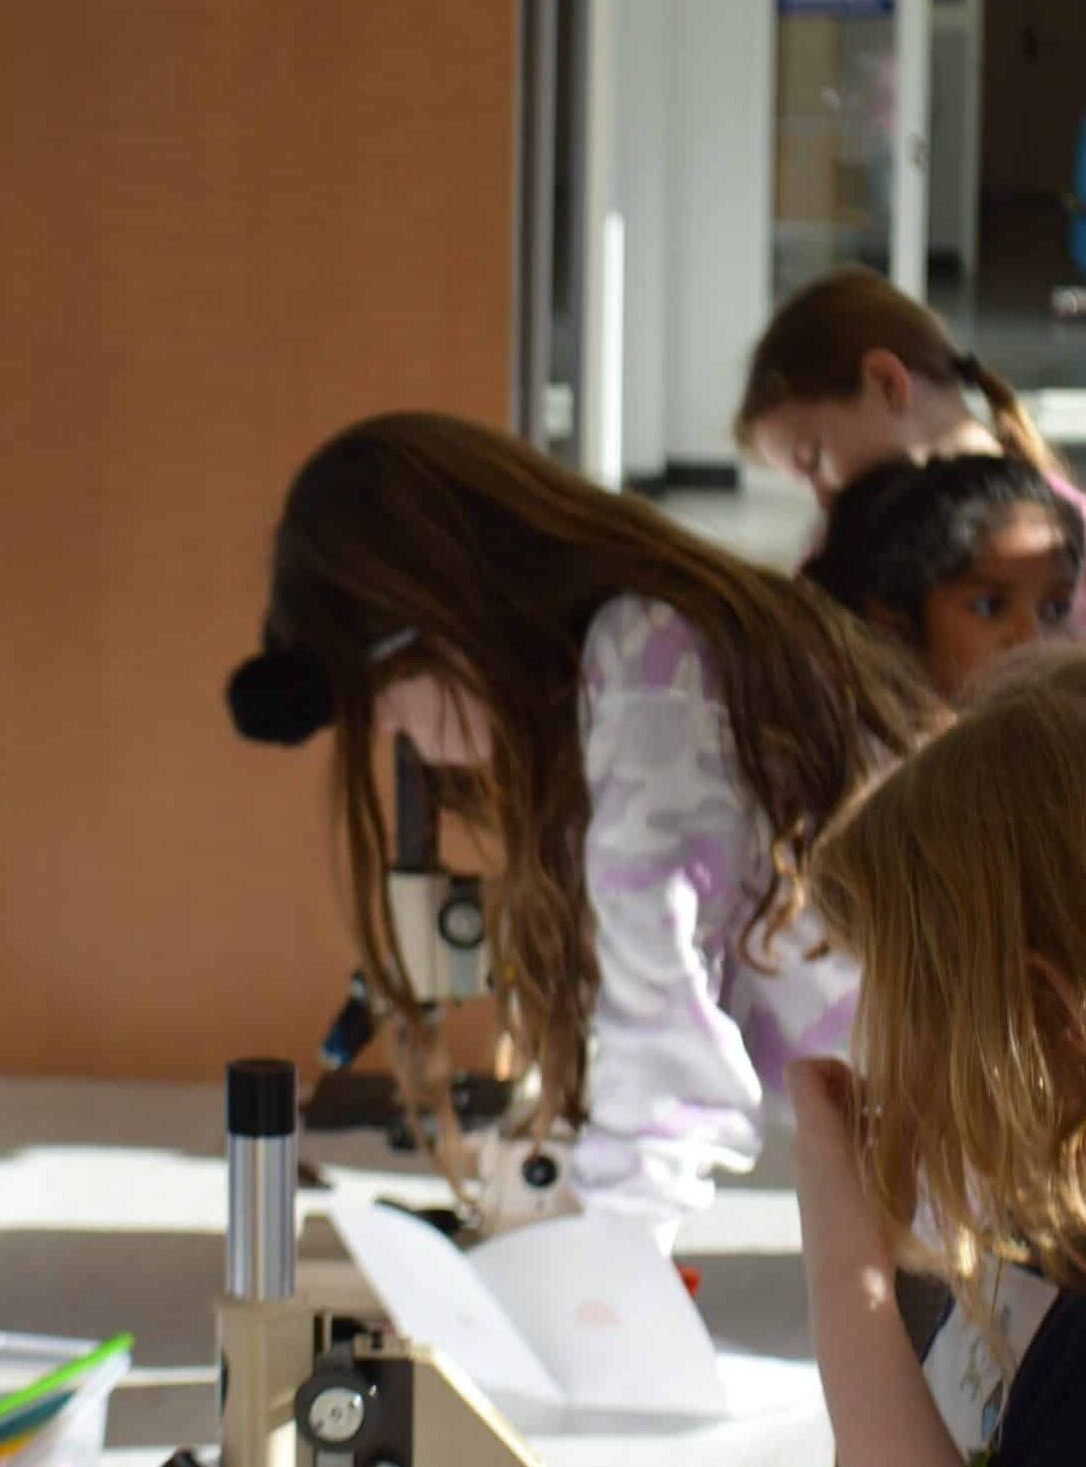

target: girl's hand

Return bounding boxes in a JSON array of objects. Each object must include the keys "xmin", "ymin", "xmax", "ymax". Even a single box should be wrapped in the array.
[{"xmin": 786, "ymin": 1057, "xmax": 894, "ymax": 1293}]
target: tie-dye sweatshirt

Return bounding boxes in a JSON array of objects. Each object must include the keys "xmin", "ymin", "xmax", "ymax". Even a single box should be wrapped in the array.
[{"xmin": 571, "ymin": 593, "xmax": 861, "ymax": 1225}]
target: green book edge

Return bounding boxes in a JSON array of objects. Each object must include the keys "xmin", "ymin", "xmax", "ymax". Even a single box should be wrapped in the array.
[{"xmin": 0, "ymin": 1333, "xmax": 134, "ymax": 1425}]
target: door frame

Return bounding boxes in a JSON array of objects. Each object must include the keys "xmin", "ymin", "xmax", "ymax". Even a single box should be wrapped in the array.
[{"xmin": 891, "ymin": 0, "xmax": 933, "ymax": 297}]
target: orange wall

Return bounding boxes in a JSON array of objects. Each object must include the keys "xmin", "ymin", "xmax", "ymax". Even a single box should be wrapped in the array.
[{"xmin": 1, "ymin": 3, "xmax": 515, "ymax": 1080}]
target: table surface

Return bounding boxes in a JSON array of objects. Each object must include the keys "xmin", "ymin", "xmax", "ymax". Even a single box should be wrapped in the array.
[{"xmin": 0, "ymin": 1076, "xmax": 833, "ymax": 1466}]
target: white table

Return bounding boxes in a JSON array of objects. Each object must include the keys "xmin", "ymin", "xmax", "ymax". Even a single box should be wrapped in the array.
[{"xmin": 0, "ymin": 1078, "xmax": 832, "ymax": 1466}]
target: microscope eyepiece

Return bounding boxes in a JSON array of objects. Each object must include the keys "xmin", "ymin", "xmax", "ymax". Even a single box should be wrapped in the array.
[
  {"xmin": 227, "ymin": 1057, "xmax": 296, "ymax": 1138},
  {"xmin": 226, "ymin": 1058, "xmax": 297, "ymax": 1301}
]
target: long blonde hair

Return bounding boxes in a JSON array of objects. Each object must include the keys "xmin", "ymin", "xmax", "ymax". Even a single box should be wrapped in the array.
[
  {"xmin": 736, "ymin": 268, "xmax": 1063, "ymax": 477},
  {"xmin": 812, "ymin": 645, "xmax": 1086, "ymax": 1299},
  {"xmin": 267, "ymin": 411, "xmax": 942, "ymax": 1141}
]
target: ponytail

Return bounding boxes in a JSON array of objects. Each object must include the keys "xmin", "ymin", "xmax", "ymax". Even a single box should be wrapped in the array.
[
  {"xmin": 738, "ymin": 268, "xmax": 1070, "ymax": 482},
  {"xmin": 955, "ymin": 352, "xmax": 1062, "ymax": 477}
]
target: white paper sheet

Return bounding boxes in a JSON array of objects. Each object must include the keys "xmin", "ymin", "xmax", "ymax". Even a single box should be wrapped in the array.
[
  {"xmin": 328, "ymin": 1199, "xmax": 563, "ymax": 1404},
  {"xmin": 470, "ymin": 1212, "xmax": 726, "ymax": 1415}
]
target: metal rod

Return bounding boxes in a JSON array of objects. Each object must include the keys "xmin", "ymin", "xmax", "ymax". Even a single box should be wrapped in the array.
[{"xmin": 226, "ymin": 1058, "xmax": 297, "ymax": 1301}]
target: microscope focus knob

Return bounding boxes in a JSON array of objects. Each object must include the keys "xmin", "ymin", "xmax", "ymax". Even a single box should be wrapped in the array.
[
  {"xmin": 521, "ymin": 1151, "xmax": 559, "ymax": 1189},
  {"xmin": 308, "ymin": 1385, "xmax": 366, "ymax": 1443},
  {"xmin": 295, "ymin": 1366, "xmax": 376, "ymax": 1451},
  {"xmin": 438, "ymin": 884, "xmax": 485, "ymax": 950}
]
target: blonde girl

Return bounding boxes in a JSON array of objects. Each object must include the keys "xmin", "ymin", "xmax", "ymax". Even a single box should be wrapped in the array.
[{"xmin": 791, "ymin": 647, "xmax": 1086, "ymax": 1465}]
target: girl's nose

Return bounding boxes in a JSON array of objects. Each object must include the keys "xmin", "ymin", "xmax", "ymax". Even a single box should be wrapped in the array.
[{"xmin": 1004, "ymin": 606, "xmax": 1042, "ymax": 647}]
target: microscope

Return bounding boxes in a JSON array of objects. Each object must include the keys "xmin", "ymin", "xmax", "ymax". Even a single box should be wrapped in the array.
[
  {"xmin": 165, "ymin": 1057, "xmax": 540, "ymax": 1467},
  {"xmin": 226, "ymin": 644, "xmax": 573, "ymax": 1242},
  {"xmin": 303, "ymin": 734, "xmax": 508, "ymax": 1146},
  {"xmin": 302, "ymin": 736, "xmax": 574, "ymax": 1238}
]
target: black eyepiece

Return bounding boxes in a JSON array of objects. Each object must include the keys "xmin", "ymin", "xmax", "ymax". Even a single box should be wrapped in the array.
[{"xmin": 225, "ymin": 646, "xmax": 333, "ymax": 745}]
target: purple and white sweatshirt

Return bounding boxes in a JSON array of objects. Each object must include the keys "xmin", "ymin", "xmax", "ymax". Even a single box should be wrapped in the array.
[{"xmin": 571, "ymin": 594, "xmax": 861, "ymax": 1226}]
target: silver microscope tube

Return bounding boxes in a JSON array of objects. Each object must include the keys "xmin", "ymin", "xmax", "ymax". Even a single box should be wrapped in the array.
[{"xmin": 225, "ymin": 1058, "xmax": 297, "ymax": 1301}]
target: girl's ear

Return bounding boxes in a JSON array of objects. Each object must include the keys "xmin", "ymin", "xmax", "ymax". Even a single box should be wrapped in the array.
[{"xmin": 860, "ymin": 349, "xmax": 914, "ymax": 415}]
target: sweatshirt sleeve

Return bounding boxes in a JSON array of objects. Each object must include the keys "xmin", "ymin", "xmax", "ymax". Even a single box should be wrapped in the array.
[{"xmin": 571, "ymin": 596, "xmax": 768, "ymax": 1228}]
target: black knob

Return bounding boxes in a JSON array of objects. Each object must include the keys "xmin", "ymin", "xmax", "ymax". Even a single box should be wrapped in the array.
[
  {"xmin": 521, "ymin": 1152, "xmax": 559, "ymax": 1189},
  {"xmin": 438, "ymin": 885, "xmax": 485, "ymax": 949}
]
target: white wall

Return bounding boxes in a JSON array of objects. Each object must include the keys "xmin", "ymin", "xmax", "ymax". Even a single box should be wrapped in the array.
[
  {"xmin": 927, "ymin": 0, "xmax": 982, "ymax": 278},
  {"xmin": 612, "ymin": 0, "xmax": 775, "ymax": 478},
  {"xmin": 615, "ymin": 0, "xmax": 669, "ymax": 478},
  {"xmin": 665, "ymin": 0, "xmax": 774, "ymax": 467},
  {"xmin": 580, "ymin": 0, "xmax": 618, "ymax": 484}
]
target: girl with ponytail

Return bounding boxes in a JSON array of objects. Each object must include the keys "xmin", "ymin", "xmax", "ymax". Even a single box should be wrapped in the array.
[{"xmin": 736, "ymin": 269, "xmax": 1086, "ymax": 628}]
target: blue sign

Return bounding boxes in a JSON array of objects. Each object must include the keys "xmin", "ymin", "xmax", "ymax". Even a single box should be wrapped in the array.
[{"xmin": 779, "ymin": 1, "xmax": 894, "ymax": 15}]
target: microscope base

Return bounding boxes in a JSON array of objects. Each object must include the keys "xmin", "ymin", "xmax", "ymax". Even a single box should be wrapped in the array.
[{"xmin": 205, "ymin": 1262, "xmax": 541, "ymax": 1466}]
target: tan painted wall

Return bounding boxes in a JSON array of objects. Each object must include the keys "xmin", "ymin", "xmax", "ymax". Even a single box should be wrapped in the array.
[{"xmin": 1, "ymin": 2, "xmax": 515, "ymax": 1080}]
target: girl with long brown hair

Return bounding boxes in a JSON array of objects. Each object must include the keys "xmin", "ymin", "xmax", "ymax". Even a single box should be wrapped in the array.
[
  {"xmin": 736, "ymin": 268, "xmax": 1086, "ymax": 630},
  {"xmin": 790, "ymin": 647, "xmax": 1086, "ymax": 1466},
  {"xmin": 228, "ymin": 410, "xmax": 940, "ymax": 1245}
]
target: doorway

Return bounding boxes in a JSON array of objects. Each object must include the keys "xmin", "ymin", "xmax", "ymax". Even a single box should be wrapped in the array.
[
  {"xmin": 771, "ymin": 0, "xmax": 1086, "ymax": 459},
  {"xmin": 929, "ymin": 0, "xmax": 1086, "ymax": 397}
]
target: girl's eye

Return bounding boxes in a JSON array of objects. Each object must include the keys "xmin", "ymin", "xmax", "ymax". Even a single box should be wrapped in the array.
[
  {"xmin": 1039, "ymin": 593, "xmax": 1073, "ymax": 627},
  {"xmin": 967, "ymin": 593, "xmax": 1005, "ymax": 620}
]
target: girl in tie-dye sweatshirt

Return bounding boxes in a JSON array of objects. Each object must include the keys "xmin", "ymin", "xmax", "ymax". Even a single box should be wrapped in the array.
[
  {"xmin": 575, "ymin": 593, "xmax": 866, "ymax": 1230},
  {"xmin": 228, "ymin": 411, "xmax": 943, "ymax": 1237}
]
